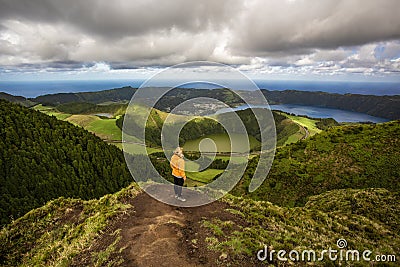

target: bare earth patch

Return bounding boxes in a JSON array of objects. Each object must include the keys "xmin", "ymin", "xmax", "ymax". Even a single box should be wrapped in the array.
[{"xmin": 106, "ymin": 189, "xmax": 251, "ymax": 266}]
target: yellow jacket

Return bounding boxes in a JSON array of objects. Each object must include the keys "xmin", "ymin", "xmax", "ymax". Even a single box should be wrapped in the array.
[{"xmin": 170, "ymin": 154, "xmax": 186, "ymax": 178}]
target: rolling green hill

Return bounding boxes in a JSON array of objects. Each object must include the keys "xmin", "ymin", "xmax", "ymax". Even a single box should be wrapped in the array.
[
  {"xmin": 32, "ymin": 86, "xmax": 136, "ymax": 105},
  {"xmin": 0, "ymin": 92, "xmax": 36, "ymax": 107},
  {"xmin": 118, "ymin": 106, "xmax": 300, "ymax": 149},
  {"xmin": 33, "ymin": 104, "xmax": 72, "ymax": 120},
  {"xmin": 66, "ymin": 115, "xmax": 123, "ymax": 141},
  {"xmin": 0, "ymin": 100, "xmax": 133, "ymax": 225},
  {"xmin": 232, "ymin": 121, "xmax": 400, "ymax": 207}
]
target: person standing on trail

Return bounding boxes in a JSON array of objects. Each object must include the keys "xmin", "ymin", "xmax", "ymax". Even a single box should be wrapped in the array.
[{"xmin": 170, "ymin": 147, "xmax": 187, "ymax": 202}]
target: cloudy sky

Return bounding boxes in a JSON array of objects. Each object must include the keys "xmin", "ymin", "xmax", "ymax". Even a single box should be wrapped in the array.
[{"xmin": 0, "ymin": 0, "xmax": 400, "ymax": 81}]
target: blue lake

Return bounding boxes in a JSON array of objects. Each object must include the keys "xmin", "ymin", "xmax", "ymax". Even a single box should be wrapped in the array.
[{"xmin": 229, "ymin": 104, "xmax": 390, "ymax": 123}]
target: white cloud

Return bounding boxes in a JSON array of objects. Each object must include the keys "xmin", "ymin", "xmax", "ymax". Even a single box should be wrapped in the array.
[{"xmin": 0, "ymin": 0, "xmax": 399, "ymax": 80}]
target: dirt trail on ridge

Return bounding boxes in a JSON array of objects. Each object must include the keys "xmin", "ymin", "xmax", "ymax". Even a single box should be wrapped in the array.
[{"xmin": 115, "ymin": 185, "xmax": 250, "ymax": 267}]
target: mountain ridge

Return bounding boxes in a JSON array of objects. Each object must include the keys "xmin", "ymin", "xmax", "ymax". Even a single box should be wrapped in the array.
[
  {"xmin": 1, "ymin": 185, "xmax": 398, "ymax": 266},
  {"xmin": 5, "ymin": 86, "xmax": 396, "ymax": 119}
]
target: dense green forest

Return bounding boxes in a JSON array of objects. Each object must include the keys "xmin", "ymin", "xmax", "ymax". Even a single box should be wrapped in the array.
[
  {"xmin": 0, "ymin": 100, "xmax": 133, "ymax": 225},
  {"xmin": 232, "ymin": 121, "xmax": 400, "ymax": 206}
]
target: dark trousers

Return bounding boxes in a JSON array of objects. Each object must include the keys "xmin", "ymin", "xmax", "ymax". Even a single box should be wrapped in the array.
[{"xmin": 173, "ymin": 176, "xmax": 184, "ymax": 197}]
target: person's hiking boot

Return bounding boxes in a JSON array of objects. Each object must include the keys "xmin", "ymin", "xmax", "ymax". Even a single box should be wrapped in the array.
[{"xmin": 177, "ymin": 196, "xmax": 186, "ymax": 202}]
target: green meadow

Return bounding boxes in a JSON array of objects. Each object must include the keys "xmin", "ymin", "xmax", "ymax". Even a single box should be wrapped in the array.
[
  {"xmin": 284, "ymin": 113, "xmax": 321, "ymax": 136},
  {"xmin": 66, "ymin": 114, "xmax": 122, "ymax": 141},
  {"xmin": 33, "ymin": 104, "xmax": 71, "ymax": 120},
  {"xmin": 186, "ymin": 169, "xmax": 224, "ymax": 184},
  {"xmin": 86, "ymin": 117, "xmax": 122, "ymax": 141}
]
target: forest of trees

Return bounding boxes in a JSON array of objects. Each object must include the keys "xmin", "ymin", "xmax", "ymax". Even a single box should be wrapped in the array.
[{"xmin": 0, "ymin": 100, "xmax": 134, "ymax": 225}]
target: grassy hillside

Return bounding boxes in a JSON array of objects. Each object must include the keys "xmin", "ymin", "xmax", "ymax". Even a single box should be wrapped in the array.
[
  {"xmin": 67, "ymin": 115, "xmax": 123, "ymax": 141},
  {"xmin": 232, "ymin": 121, "xmax": 400, "ymax": 207},
  {"xmin": 202, "ymin": 188, "xmax": 399, "ymax": 266},
  {"xmin": 275, "ymin": 118, "xmax": 302, "ymax": 146},
  {"xmin": 33, "ymin": 98, "xmax": 304, "ymax": 154},
  {"xmin": 0, "ymin": 184, "xmax": 141, "ymax": 267},
  {"xmin": 186, "ymin": 169, "xmax": 224, "ymax": 184},
  {"xmin": 0, "ymin": 100, "xmax": 133, "ymax": 225},
  {"xmin": 1, "ymin": 185, "xmax": 398, "ymax": 266},
  {"xmin": 0, "ymin": 92, "xmax": 36, "ymax": 107},
  {"xmin": 283, "ymin": 113, "xmax": 321, "ymax": 136},
  {"xmin": 119, "ymin": 106, "xmax": 299, "ymax": 149},
  {"xmin": 33, "ymin": 104, "xmax": 72, "ymax": 120},
  {"xmin": 118, "ymin": 105, "xmax": 223, "ymax": 148}
]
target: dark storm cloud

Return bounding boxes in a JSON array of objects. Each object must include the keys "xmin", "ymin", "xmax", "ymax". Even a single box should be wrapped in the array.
[
  {"xmin": 11, "ymin": 61, "xmax": 88, "ymax": 71},
  {"xmin": 47, "ymin": 60, "xmax": 89, "ymax": 69},
  {"xmin": 109, "ymin": 63, "xmax": 142, "ymax": 70},
  {"xmin": 232, "ymin": 0, "xmax": 400, "ymax": 55},
  {"xmin": 0, "ymin": 0, "xmax": 238, "ymax": 38}
]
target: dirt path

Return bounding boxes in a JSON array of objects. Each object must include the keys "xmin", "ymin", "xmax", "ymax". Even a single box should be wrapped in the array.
[
  {"xmin": 297, "ymin": 123, "xmax": 309, "ymax": 140},
  {"xmin": 116, "ymin": 187, "xmax": 241, "ymax": 267},
  {"xmin": 119, "ymin": 193, "xmax": 196, "ymax": 267}
]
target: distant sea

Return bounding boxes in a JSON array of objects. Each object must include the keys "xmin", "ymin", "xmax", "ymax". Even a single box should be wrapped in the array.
[
  {"xmin": 0, "ymin": 80, "xmax": 145, "ymax": 98},
  {"xmin": 0, "ymin": 80, "xmax": 399, "ymax": 98}
]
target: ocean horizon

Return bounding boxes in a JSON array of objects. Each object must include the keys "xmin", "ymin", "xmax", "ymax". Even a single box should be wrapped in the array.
[{"xmin": 0, "ymin": 79, "xmax": 399, "ymax": 98}]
